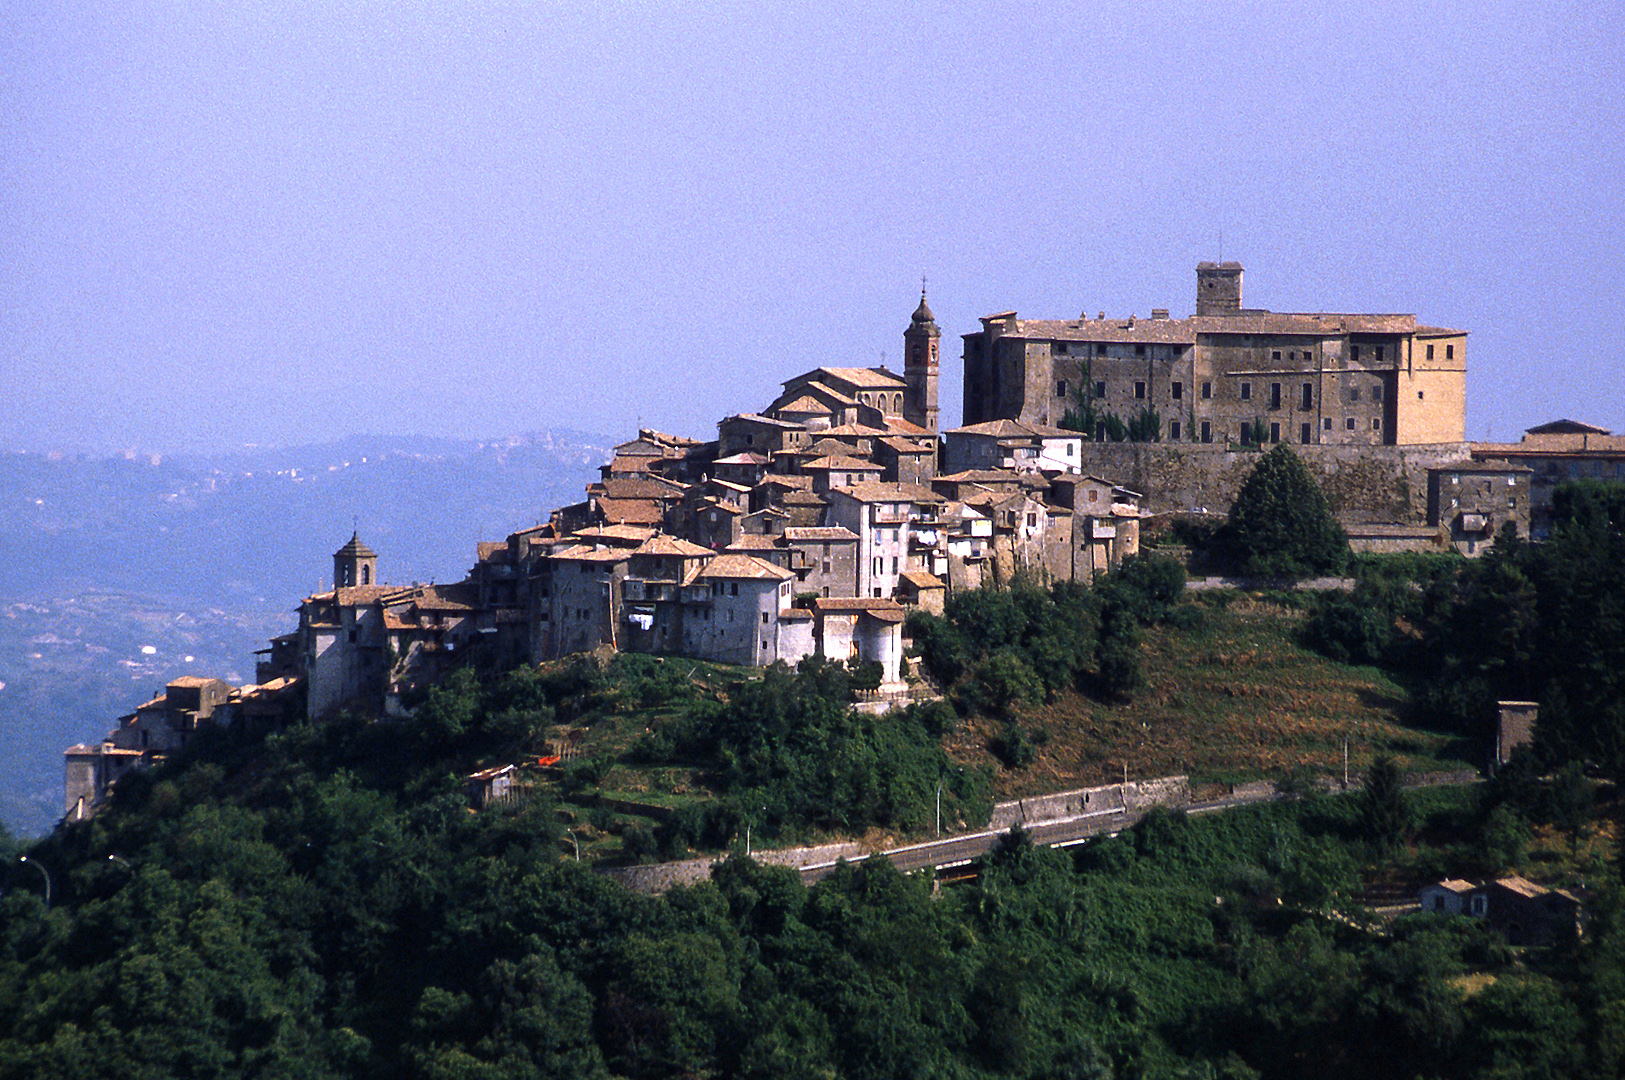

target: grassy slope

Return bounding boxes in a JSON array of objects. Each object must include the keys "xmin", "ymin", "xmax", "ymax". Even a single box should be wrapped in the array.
[
  {"xmin": 532, "ymin": 593, "xmax": 1474, "ymax": 855},
  {"xmin": 949, "ymin": 593, "xmax": 1463, "ymax": 802}
]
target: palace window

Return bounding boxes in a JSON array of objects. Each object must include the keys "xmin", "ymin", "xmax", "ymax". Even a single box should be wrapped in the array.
[
  {"xmin": 1270, "ymin": 383, "xmax": 1282, "ymax": 409},
  {"xmin": 1056, "ymin": 379, "xmax": 1068, "ymax": 399},
  {"xmin": 1269, "ymin": 423, "xmax": 1280, "ymax": 443},
  {"xmin": 1170, "ymin": 421, "xmax": 1181, "ymax": 440},
  {"xmin": 1200, "ymin": 421, "xmax": 1212, "ymax": 443},
  {"xmin": 1240, "ymin": 382, "xmax": 1251, "ymax": 400},
  {"xmin": 1346, "ymin": 417, "xmax": 1356, "ymax": 430},
  {"xmin": 1201, "ymin": 381, "xmax": 1212, "ymax": 399},
  {"xmin": 1094, "ymin": 381, "xmax": 1106, "ymax": 398},
  {"xmin": 1135, "ymin": 381, "xmax": 1146, "ymax": 399},
  {"xmin": 1300, "ymin": 423, "xmax": 1312, "ymax": 444},
  {"xmin": 1171, "ymin": 381, "xmax": 1183, "ymax": 400},
  {"xmin": 1301, "ymin": 383, "xmax": 1313, "ymax": 409}
]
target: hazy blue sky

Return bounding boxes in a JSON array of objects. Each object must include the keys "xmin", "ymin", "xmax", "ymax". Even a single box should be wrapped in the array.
[{"xmin": 5, "ymin": 1, "xmax": 1621, "ymax": 454}]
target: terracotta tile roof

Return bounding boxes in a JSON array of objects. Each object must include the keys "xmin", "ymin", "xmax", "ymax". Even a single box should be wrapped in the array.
[
  {"xmin": 573, "ymin": 524, "xmax": 657, "ymax": 544},
  {"xmin": 713, "ymin": 452, "xmax": 770, "ymax": 466},
  {"xmin": 1494, "ymin": 875, "xmax": 1555, "ymax": 900},
  {"xmin": 900, "ymin": 571, "xmax": 945, "ymax": 589},
  {"xmin": 880, "ymin": 436, "xmax": 933, "ymax": 453},
  {"xmin": 781, "ymin": 491, "xmax": 828, "ymax": 506},
  {"xmin": 802, "ymin": 455, "xmax": 881, "ymax": 471},
  {"xmin": 987, "ymin": 310, "xmax": 1456, "ymax": 342},
  {"xmin": 828, "ymin": 481, "xmax": 945, "ymax": 505},
  {"xmin": 808, "ymin": 366, "xmax": 907, "ymax": 389},
  {"xmin": 779, "ymin": 381, "xmax": 858, "ymax": 407},
  {"xmin": 594, "ymin": 476, "xmax": 686, "ymax": 500},
  {"xmin": 812, "ymin": 596, "xmax": 907, "ymax": 622},
  {"xmin": 946, "ymin": 419, "xmax": 1041, "ymax": 438},
  {"xmin": 551, "ymin": 545, "xmax": 633, "ymax": 564},
  {"xmin": 593, "ymin": 497, "xmax": 665, "ymax": 525},
  {"xmin": 697, "ymin": 554, "xmax": 796, "ymax": 581},
  {"xmin": 778, "ymin": 607, "xmax": 814, "ymax": 620},
  {"xmin": 381, "ymin": 582, "xmax": 479, "ymax": 610},
  {"xmin": 757, "ymin": 474, "xmax": 812, "ymax": 490},
  {"xmin": 799, "ymin": 438, "xmax": 856, "ymax": 458},
  {"xmin": 306, "ymin": 584, "xmax": 400, "ymax": 606},
  {"xmin": 880, "ymin": 417, "xmax": 933, "ymax": 437},
  {"xmin": 821, "ymin": 423, "xmax": 891, "ymax": 437},
  {"xmin": 723, "ymin": 412, "xmax": 805, "ymax": 430},
  {"xmin": 783, "ymin": 526, "xmax": 858, "ymax": 542},
  {"xmin": 633, "ymin": 535, "xmax": 713, "ymax": 557},
  {"xmin": 724, "ymin": 535, "xmax": 781, "ymax": 552},
  {"xmin": 773, "ymin": 395, "xmax": 832, "ymax": 414}
]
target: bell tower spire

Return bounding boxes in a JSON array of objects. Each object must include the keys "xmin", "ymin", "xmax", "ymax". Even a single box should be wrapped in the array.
[{"xmin": 903, "ymin": 284, "xmax": 940, "ymax": 433}]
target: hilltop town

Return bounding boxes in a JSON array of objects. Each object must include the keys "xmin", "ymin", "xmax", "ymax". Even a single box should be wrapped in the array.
[{"xmin": 63, "ymin": 263, "xmax": 1625, "ymax": 820}]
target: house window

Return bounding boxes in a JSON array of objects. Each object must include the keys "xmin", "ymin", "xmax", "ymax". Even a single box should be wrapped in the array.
[
  {"xmin": 1426, "ymin": 344, "xmax": 1435, "ymax": 359},
  {"xmin": 1171, "ymin": 381, "xmax": 1183, "ymax": 400},
  {"xmin": 761, "ymin": 612, "xmax": 768, "ymax": 623},
  {"xmin": 1300, "ymin": 423, "xmax": 1312, "ymax": 444},
  {"xmin": 1095, "ymin": 422, "xmax": 1106, "ymax": 441},
  {"xmin": 1349, "ymin": 387, "xmax": 1360, "ymax": 402},
  {"xmin": 1134, "ymin": 381, "xmax": 1146, "ymax": 399},
  {"xmin": 1094, "ymin": 381, "xmax": 1106, "ymax": 398},
  {"xmin": 1200, "ymin": 421, "xmax": 1211, "ymax": 443},
  {"xmin": 1135, "ymin": 344, "xmax": 1146, "ymax": 356},
  {"xmin": 1346, "ymin": 417, "xmax": 1356, "ymax": 430},
  {"xmin": 1372, "ymin": 385, "xmax": 1382, "ymax": 402},
  {"xmin": 1446, "ymin": 344, "xmax": 1454, "ymax": 359},
  {"xmin": 1169, "ymin": 421, "xmax": 1181, "ymax": 440},
  {"xmin": 1269, "ymin": 423, "xmax": 1280, "ymax": 443},
  {"xmin": 1373, "ymin": 418, "xmax": 1382, "ymax": 431},
  {"xmin": 1201, "ymin": 381, "xmax": 1212, "ymax": 399},
  {"xmin": 1240, "ymin": 382, "xmax": 1251, "ymax": 401},
  {"xmin": 1508, "ymin": 495, "xmax": 1517, "ymax": 508},
  {"xmin": 1301, "ymin": 383, "xmax": 1312, "ymax": 409},
  {"xmin": 892, "ymin": 556, "xmax": 899, "ymax": 573},
  {"xmin": 1270, "ymin": 383, "xmax": 1282, "ymax": 409},
  {"xmin": 1375, "ymin": 346, "xmax": 1385, "ymax": 362},
  {"xmin": 1351, "ymin": 345, "xmax": 1361, "ymax": 362},
  {"xmin": 1096, "ymin": 343, "xmax": 1107, "ymax": 355},
  {"xmin": 1056, "ymin": 379, "xmax": 1068, "ymax": 399},
  {"xmin": 348, "ymin": 629, "xmax": 357, "ymax": 643},
  {"xmin": 873, "ymin": 557, "xmax": 882, "ymax": 575},
  {"xmin": 730, "ymin": 582, "xmax": 738, "ymax": 596},
  {"xmin": 1324, "ymin": 417, "xmax": 1333, "ymax": 430},
  {"xmin": 1272, "ymin": 350, "xmax": 1281, "ymax": 361}
]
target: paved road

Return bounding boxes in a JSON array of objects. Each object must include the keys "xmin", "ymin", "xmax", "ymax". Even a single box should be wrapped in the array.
[{"xmin": 797, "ymin": 770, "xmax": 1479, "ymax": 885}]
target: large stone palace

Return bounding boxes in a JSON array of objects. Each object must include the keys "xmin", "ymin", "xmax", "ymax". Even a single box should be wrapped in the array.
[{"xmin": 963, "ymin": 262, "xmax": 1466, "ymax": 448}]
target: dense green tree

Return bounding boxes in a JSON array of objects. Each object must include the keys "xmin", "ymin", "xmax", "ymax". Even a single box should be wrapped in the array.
[
  {"xmin": 1360, "ymin": 755, "xmax": 1411, "ymax": 858},
  {"xmin": 1220, "ymin": 445, "xmax": 1349, "ymax": 579}
]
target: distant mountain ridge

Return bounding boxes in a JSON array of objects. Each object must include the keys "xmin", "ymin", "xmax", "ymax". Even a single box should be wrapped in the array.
[{"xmin": 0, "ymin": 428, "xmax": 615, "ymax": 836}]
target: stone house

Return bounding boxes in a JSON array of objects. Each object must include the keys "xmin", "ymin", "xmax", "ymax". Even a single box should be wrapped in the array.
[
  {"xmin": 781, "ymin": 526, "xmax": 860, "ymax": 599},
  {"xmin": 1427, "ymin": 462, "xmax": 1532, "ymax": 555},
  {"xmin": 810, "ymin": 597, "xmax": 908, "ymax": 686},
  {"xmin": 679, "ymin": 555, "xmax": 801, "ymax": 667},
  {"xmin": 1420, "ymin": 876, "xmax": 1583, "ymax": 946},
  {"xmin": 824, "ymin": 482, "xmax": 947, "ymax": 599},
  {"xmin": 1470, "ymin": 420, "xmax": 1625, "ymax": 538}
]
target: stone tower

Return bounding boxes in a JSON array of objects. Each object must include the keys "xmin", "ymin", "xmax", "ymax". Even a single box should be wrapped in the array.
[
  {"xmin": 1196, "ymin": 261, "xmax": 1244, "ymax": 316},
  {"xmin": 333, "ymin": 532, "xmax": 378, "ymax": 589},
  {"xmin": 903, "ymin": 289, "xmax": 940, "ymax": 433}
]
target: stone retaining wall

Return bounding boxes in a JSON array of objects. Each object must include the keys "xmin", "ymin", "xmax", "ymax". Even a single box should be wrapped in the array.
[
  {"xmin": 988, "ymin": 775, "xmax": 1189, "ymax": 830},
  {"xmin": 1073, "ymin": 442, "xmax": 1472, "ymax": 524}
]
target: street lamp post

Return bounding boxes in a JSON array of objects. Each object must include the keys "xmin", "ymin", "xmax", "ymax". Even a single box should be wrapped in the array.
[
  {"xmin": 19, "ymin": 856, "xmax": 50, "ymax": 908},
  {"xmin": 936, "ymin": 781, "xmax": 943, "ymax": 837}
]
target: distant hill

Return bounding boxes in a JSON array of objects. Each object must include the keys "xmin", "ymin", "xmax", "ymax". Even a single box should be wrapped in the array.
[{"xmin": 0, "ymin": 428, "xmax": 613, "ymax": 836}]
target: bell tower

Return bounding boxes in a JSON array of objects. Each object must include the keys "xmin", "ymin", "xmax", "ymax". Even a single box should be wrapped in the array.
[
  {"xmin": 333, "ymin": 532, "xmax": 378, "ymax": 589},
  {"xmin": 903, "ymin": 287, "xmax": 940, "ymax": 433}
]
